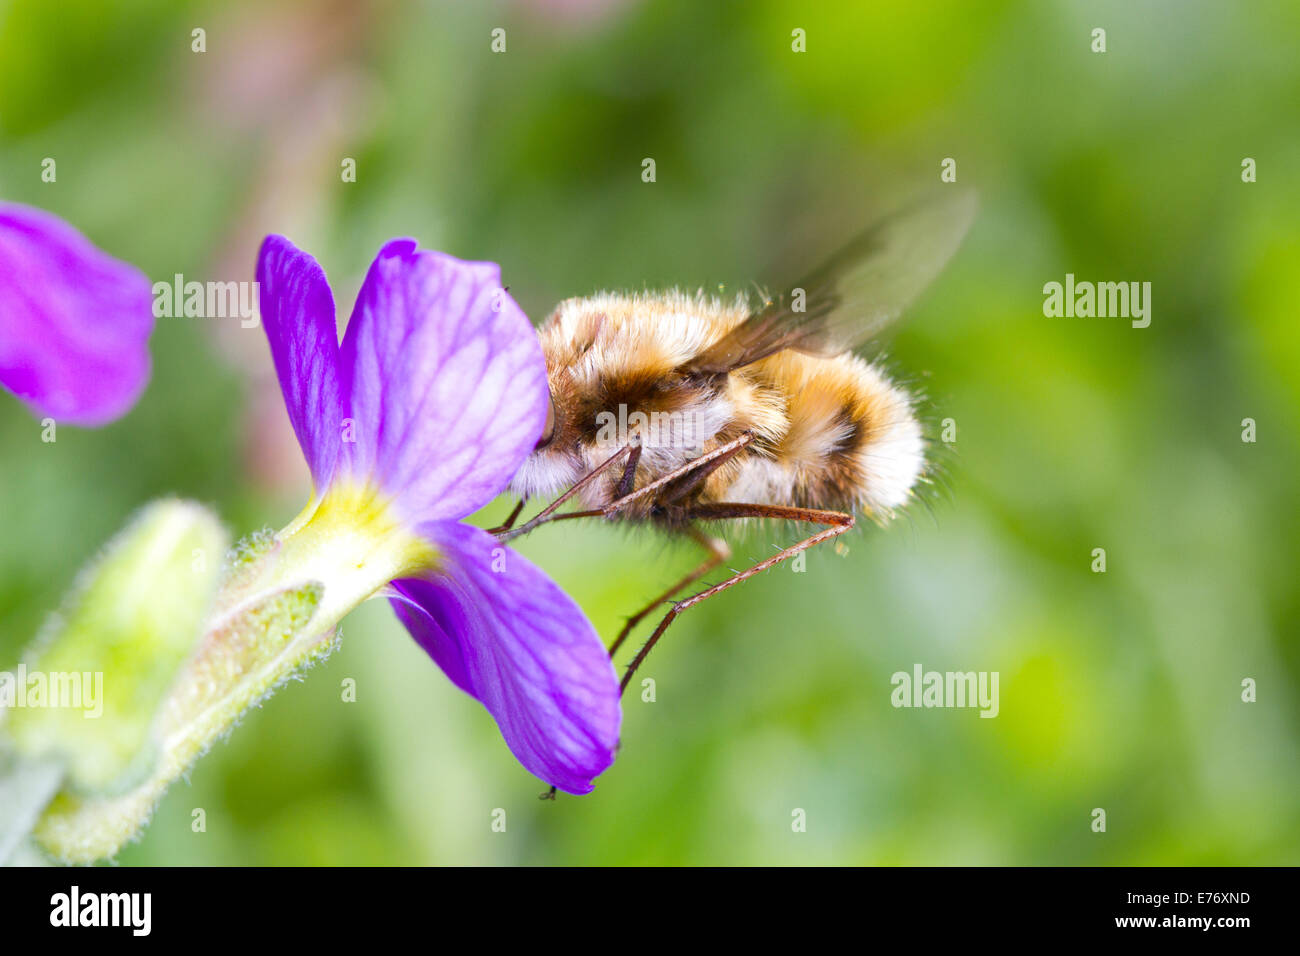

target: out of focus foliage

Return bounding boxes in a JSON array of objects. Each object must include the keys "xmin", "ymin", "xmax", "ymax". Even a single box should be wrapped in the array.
[{"xmin": 1, "ymin": 0, "xmax": 1296, "ymax": 864}]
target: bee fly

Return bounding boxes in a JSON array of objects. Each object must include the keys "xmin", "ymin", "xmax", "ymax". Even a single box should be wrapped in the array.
[{"xmin": 496, "ymin": 189, "xmax": 976, "ymax": 700}]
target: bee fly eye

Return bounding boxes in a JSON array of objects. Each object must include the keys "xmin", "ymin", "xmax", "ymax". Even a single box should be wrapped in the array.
[{"xmin": 535, "ymin": 391, "xmax": 557, "ymax": 449}]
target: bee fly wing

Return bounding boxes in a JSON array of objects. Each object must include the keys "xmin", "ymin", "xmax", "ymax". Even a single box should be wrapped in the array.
[{"xmin": 682, "ymin": 188, "xmax": 977, "ymax": 375}]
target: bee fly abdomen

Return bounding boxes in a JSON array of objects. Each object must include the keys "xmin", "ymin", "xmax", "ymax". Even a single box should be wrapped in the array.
[{"xmin": 717, "ymin": 349, "xmax": 925, "ymax": 521}]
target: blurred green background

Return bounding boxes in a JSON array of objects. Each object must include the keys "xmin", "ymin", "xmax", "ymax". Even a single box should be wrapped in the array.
[{"xmin": 2, "ymin": 0, "xmax": 1298, "ymax": 864}]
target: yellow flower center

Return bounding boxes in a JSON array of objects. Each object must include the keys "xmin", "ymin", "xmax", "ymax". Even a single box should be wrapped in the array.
[{"xmin": 274, "ymin": 482, "xmax": 439, "ymax": 624}]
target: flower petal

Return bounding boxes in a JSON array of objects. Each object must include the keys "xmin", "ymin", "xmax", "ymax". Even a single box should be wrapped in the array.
[
  {"xmin": 256, "ymin": 235, "xmax": 346, "ymax": 492},
  {"xmin": 390, "ymin": 521, "xmax": 621, "ymax": 794},
  {"xmin": 339, "ymin": 240, "xmax": 548, "ymax": 523},
  {"xmin": 0, "ymin": 203, "xmax": 153, "ymax": 425}
]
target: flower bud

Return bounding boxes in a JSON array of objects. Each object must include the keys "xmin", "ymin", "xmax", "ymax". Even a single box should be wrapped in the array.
[{"xmin": 3, "ymin": 500, "xmax": 227, "ymax": 794}]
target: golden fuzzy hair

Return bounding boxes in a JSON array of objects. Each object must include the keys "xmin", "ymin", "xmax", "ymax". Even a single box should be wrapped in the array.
[{"xmin": 509, "ymin": 290, "xmax": 925, "ymax": 526}]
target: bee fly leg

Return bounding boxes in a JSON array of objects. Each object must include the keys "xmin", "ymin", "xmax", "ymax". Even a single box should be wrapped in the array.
[
  {"xmin": 486, "ymin": 497, "xmax": 528, "ymax": 535},
  {"xmin": 597, "ymin": 431, "xmax": 756, "ymax": 519},
  {"xmin": 617, "ymin": 503, "xmax": 855, "ymax": 696},
  {"xmin": 659, "ymin": 434, "xmax": 749, "ymax": 505},
  {"xmin": 607, "ymin": 434, "xmax": 754, "ymax": 657},
  {"xmin": 614, "ymin": 437, "xmax": 643, "ymax": 500},
  {"xmin": 607, "ymin": 526, "xmax": 730, "ymax": 659},
  {"xmin": 497, "ymin": 442, "xmax": 639, "ymax": 543},
  {"xmin": 605, "ymin": 431, "xmax": 755, "ymax": 655},
  {"xmin": 498, "ymin": 432, "xmax": 755, "ymax": 542}
]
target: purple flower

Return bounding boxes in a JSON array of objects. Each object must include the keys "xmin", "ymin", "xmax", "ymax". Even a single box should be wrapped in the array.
[
  {"xmin": 0, "ymin": 203, "xmax": 154, "ymax": 425},
  {"xmin": 256, "ymin": 235, "xmax": 621, "ymax": 794}
]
